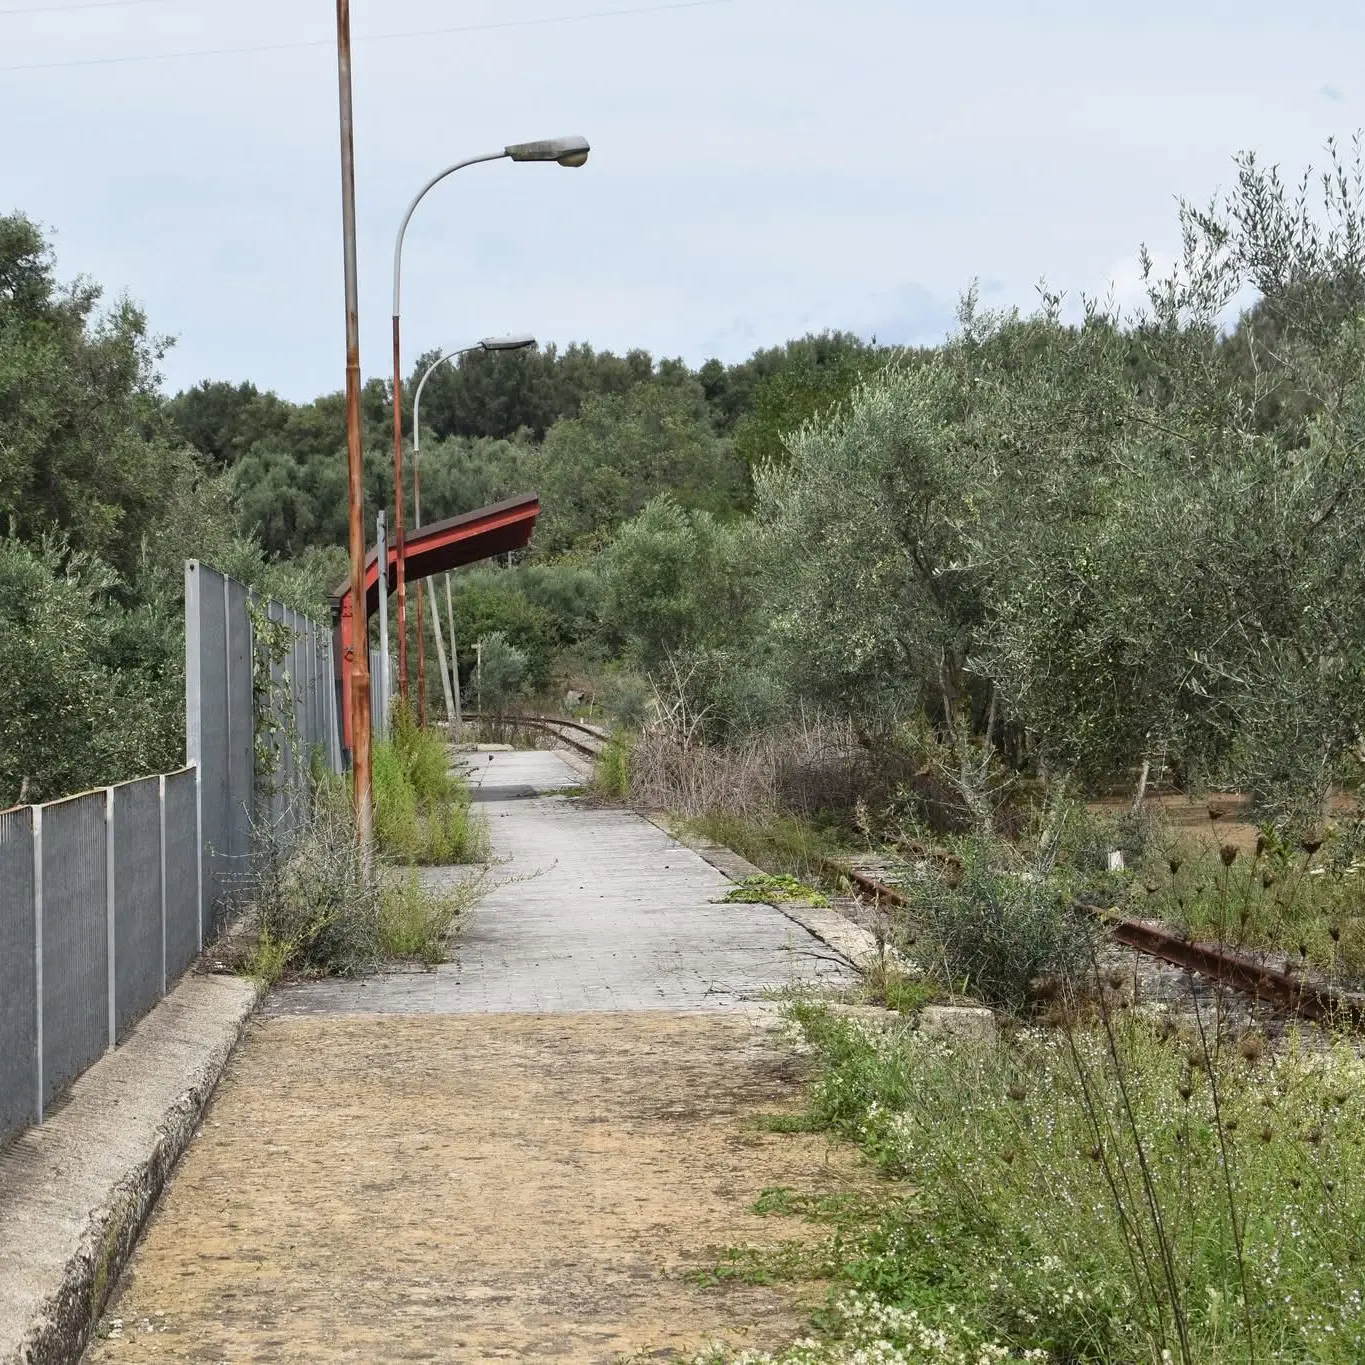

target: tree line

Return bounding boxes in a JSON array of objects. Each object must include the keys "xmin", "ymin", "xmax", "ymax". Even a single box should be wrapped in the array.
[
  {"xmin": 7, "ymin": 135, "xmax": 1363, "ymax": 829},
  {"xmin": 0, "ymin": 204, "xmax": 879, "ymax": 803}
]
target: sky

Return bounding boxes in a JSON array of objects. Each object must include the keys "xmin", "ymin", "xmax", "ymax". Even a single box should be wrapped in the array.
[{"xmin": 2, "ymin": 0, "xmax": 1362, "ymax": 401}]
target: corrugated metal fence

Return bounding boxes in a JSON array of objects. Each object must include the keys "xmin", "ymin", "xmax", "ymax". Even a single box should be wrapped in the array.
[{"xmin": 0, "ymin": 561, "xmax": 341, "ymax": 1147}]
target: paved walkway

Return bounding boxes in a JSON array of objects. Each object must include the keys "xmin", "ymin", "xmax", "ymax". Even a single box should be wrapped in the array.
[{"xmin": 269, "ymin": 749, "xmax": 851, "ymax": 1015}]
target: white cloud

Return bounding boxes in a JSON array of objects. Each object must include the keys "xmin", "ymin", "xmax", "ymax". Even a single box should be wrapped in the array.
[{"xmin": 2, "ymin": 0, "xmax": 1362, "ymax": 398}]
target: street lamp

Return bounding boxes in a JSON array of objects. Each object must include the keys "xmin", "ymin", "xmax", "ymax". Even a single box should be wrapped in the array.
[
  {"xmin": 390, "ymin": 135, "xmax": 589, "ymax": 717},
  {"xmin": 411, "ymin": 335, "xmax": 536, "ymax": 734}
]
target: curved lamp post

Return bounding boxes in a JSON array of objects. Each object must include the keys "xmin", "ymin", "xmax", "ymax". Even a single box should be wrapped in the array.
[
  {"xmin": 412, "ymin": 334, "xmax": 536, "ymax": 734},
  {"xmin": 390, "ymin": 135, "xmax": 589, "ymax": 716}
]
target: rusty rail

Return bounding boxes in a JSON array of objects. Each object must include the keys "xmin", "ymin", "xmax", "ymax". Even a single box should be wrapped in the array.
[
  {"xmin": 824, "ymin": 858, "xmax": 1365, "ymax": 1025},
  {"xmin": 461, "ymin": 713, "xmax": 605, "ymax": 760}
]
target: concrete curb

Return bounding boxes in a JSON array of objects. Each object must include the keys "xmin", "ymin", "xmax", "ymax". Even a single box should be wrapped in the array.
[
  {"xmin": 0, "ymin": 972, "xmax": 259, "ymax": 1365},
  {"xmin": 639, "ymin": 813, "xmax": 886, "ymax": 972}
]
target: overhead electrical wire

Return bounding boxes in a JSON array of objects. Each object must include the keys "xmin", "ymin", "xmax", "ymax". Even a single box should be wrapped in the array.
[
  {"xmin": 0, "ymin": 0, "xmax": 178, "ymax": 15},
  {"xmin": 0, "ymin": 0, "xmax": 733, "ymax": 71}
]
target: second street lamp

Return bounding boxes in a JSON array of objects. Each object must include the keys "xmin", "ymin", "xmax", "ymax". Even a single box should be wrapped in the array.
[
  {"xmin": 412, "ymin": 334, "xmax": 536, "ymax": 731},
  {"xmin": 390, "ymin": 134, "xmax": 589, "ymax": 713}
]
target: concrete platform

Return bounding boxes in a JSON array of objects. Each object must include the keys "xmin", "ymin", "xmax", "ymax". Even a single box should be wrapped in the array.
[{"xmin": 268, "ymin": 750, "xmax": 854, "ymax": 1016}]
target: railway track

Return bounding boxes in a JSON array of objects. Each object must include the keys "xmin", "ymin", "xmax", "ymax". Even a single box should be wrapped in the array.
[
  {"xmin": 454, "ymin": 720, "xmax": 1361, "ymax": 1022},
  {"xmin": 460, "ymin": 712, "xmax": 607, "ymax": 760},
  {"xmin": 823, "ymin": 856, "xmax": 1365, "ymax": 1025}
]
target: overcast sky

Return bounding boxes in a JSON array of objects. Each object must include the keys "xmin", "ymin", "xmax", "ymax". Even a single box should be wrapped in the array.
[{"xmin": 2, "ymin": 0, "xmax": 1361, "ymax": 400}]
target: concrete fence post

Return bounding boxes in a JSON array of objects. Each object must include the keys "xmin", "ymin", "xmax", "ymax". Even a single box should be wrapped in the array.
[
  {"xmin": 105, "ymin": 787, "xmax": 116, "ymax": 1051},
  {"xmin": 159, "ymin": 774, "xmax": 168, "ymax": 996},
  {"xmin": 185, "ymin": 561, "xmax": 203, "ymax": 951},
  {"xmin": 32, "ymin": 804, "xmax": 44, "ymax": 1126}
]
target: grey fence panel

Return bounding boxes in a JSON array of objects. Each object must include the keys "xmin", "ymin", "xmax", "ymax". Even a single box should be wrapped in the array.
[
  {"xmin": 112, "ymin": 777, "xmax": 162, "ymax": 1041},
  {"xmin": 193, "ymin": 562, "xmax": 230, "ymax": 932},
  {"xmin": 163, "ymin": 768, "xmax": 199, "ymax": 982},
  {"xmin": 370, "ymin": 649, "xmax": 391, "ymax": 738},
  {"xmin": 186, "ymin": 561, "xmax": 341, "ymax": 938},
  {"xmin": 261, "ymin": 598, "xmax": 285, "ymax": 836},
  {"xmin": 41, "ymin": 791, "xmax": 107, "ymax": 1107},
  {"xmin": 0, "ymin": 807, "xmax": 37, "ymax": 1146}
]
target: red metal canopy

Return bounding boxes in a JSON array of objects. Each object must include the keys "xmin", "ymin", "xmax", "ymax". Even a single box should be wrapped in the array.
[{"xmin": 332, "ymin": 492, "xmax": 540, "ymax": 750}]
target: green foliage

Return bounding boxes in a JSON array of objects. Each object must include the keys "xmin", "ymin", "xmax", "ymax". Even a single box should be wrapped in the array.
[
  {"xmin": 593, "ymin": 733, "xmax": 633, "ymax": 801},
  {"xmin": 904, "ymin": 841, "xmax": 1098, "ymax": 1011},
  {"xmin": 448, "ymin": 572, "xmax": 558, "ymax": 689},
  {"xmin": 534, "ymin": 379, "xmax": 745, "ymax": 555},
  {"xmin": 599, "ymin": 495, "xmax": 754, "ymax": 674},
  {"xmin": 731, "ymin": 331, "xmax": 893, "ymax": 474},
  {"xmin": 413, "ymin": 339, "xmax": 655, "ymax": 443},
  {"xmin": 771, "ymin": 1004, "xmax": 1365, "ymax": 1363},
  {"xmin": 372, "ymin": 707, "xmax": 486, "ymax": 864},
  {"xmin": 721, "ymin": 872, "xmax": 830, "ymax": 906},
  {"xmin": 0, "ymin": 534, "xmax": 181, "ymax": 805},
  {"xmin": 0, "ymin": 213, "xmax": 199, "ymax": 580},
  {"xmin": 473, "ymin": 631, "xmax": 529, "ymax": 714}
]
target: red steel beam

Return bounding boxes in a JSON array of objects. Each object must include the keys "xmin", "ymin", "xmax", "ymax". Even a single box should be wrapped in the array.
[{"xmin": 333, "ymin": 492, "xmax": 539, "ymax": 750}]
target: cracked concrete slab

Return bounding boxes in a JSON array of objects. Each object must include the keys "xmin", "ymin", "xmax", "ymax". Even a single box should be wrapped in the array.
[{"xmin": 268, "ymin": 750, "xmax": 853, "ymax": 1017}]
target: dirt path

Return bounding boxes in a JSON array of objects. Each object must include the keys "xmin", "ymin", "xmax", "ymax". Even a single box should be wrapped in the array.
[{"xmin": 85, "ymin": 1012, "xmax": 855, "ymax": 1363}]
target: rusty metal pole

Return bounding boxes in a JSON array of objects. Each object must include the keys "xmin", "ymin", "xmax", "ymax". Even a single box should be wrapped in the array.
[
  {"xmin": 335, "ymin": 0, "xmax": 372, "ymax": 845},
  {"xmin": 390, "ymin": 316, "xmax": 409, "ymax": 710},
  {"xmin": 413, "ymin": 431, "xmax": 426, "ymax": 726}
]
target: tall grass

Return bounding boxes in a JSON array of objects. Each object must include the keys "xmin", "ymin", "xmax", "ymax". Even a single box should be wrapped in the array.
[
  {"xmin": 242, "ymin": 781, "xmax": 477, "ymax": 981},
  {"xmin": 374, "ymin": 702, "xmax": 487, "ymax": 865},
  {"xmin": 685, "ymin": 808, "xmax": 848, "ymax": 885}
]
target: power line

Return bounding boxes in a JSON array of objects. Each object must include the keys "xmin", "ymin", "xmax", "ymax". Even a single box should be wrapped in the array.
[
  {"xmin": 0, "ymin": 0, "xmax": 733, "ymax": 72},
  {"xmin": 0, "ymin": 0, "xmax": 178, "ymax": 16}
]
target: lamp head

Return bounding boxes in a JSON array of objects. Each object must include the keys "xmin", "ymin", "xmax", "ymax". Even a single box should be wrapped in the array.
[
  {"xmin": 479, "ymin": 334, "xmax": 537, "ymax": 352},
  {"xmin": 504, "ymin": 135, "xmax": 590, "ymax": 167}
]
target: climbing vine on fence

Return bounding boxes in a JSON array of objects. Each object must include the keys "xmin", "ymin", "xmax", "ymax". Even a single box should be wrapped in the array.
[{"xmin": 248, "ymin": 598, "xmax": 300, "ymax": 803}]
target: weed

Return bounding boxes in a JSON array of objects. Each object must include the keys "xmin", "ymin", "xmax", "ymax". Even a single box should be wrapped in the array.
[
  {"xmin": 761, "ymin": 1001, "xmax": 1365, "ymax": 1363},
  {"xmin": 685, "ymin": 810, "xmax": 850, "ymax": 885},
  {"xmin": 1131, "ymin": 819, "xmax": 1365, "ymax": 982},
  {"xmin": 239, "ymin": 783, "xmax": 480, "ymax": 981},
  {"xmin": 373, "ymin": 704, "xmax": 488, "ymax": 865},
  {"xmin": 379, "ymin": 869, "xmax": 484, "ymax": 964},
  {"xmin": 879, "ymin": 976, "xmax": 939, "ymax": 1015},
  {"xmin": 723, "ymin": 873, "xmax": 830, "ymax": 907},
  {"xmin": 903, "ymin": 840, "xmax": 1098, "ymax": 1011},
  {"xmin": 594, "ymin": 732, "xmax": 633, "ymax": 801}
]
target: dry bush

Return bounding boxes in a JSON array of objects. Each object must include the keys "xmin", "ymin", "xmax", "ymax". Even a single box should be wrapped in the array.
[{"xmin": 627, "ymin": 716, "xmax": 880, "ymax": 820}]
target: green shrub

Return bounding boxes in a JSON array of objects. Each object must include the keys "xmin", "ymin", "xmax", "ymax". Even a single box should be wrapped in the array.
[
  {"xmin": 593, "ymin": 733, "xmax": 633, "ymax": 801},
  {"xmin": 905, "ymin": 841, "xmax": 1097, "ymax": 1010},
  {"xmin": 774, "ymin": 1004, "xmax": 1365, "ymax": 1364},
  {"xmin": 372, "ymin": 703, "xmax": 486, "ymax": 864}
]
